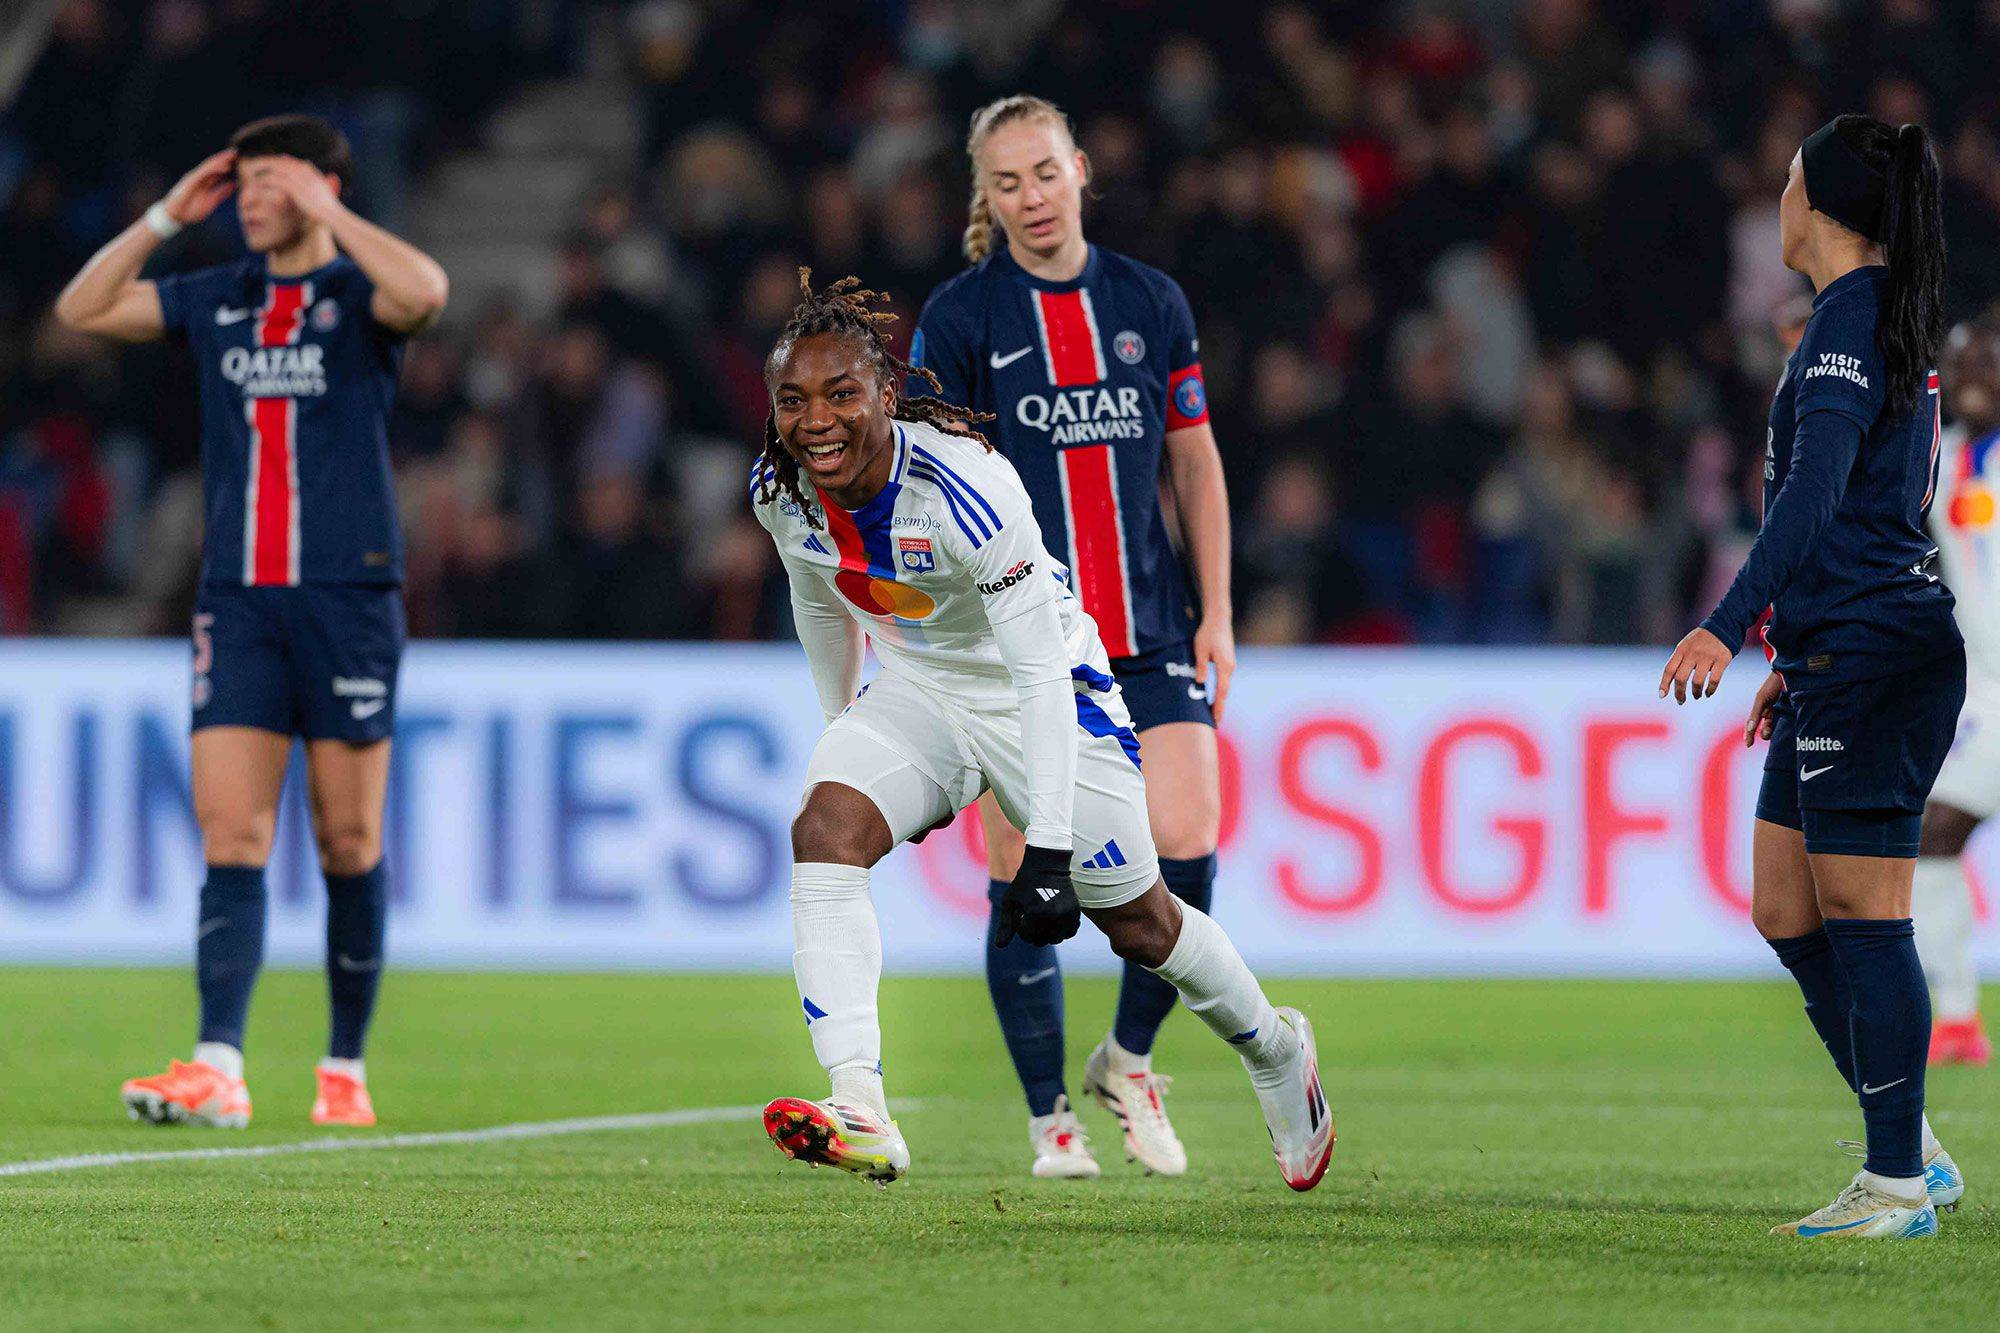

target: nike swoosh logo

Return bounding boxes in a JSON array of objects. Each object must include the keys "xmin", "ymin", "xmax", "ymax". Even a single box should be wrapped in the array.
[
  {"xmin": 1800, "ymin": 764, "xmax": 1835, "ymax": 781},
  {"xmin": 350, "ymin": 700, "xmax": 387, "ymax": 719},
  {"xmin": 196, "ymin": 916, "xmax": 228, "ymax": 939},
  {"xmin": 1017, "ymin": 966, "xmax": 1057, "ymax": 986},
  {"xmin": 337, "ymin": 954, "xmax": 381, "ymax": 972},
  {"xmin": 1797, "ymin": 1215, "xmax": 1880, "ymax": 1236},
  {"xmin": 1862, "ymin": 1078, "xmax": 1907, "ymax": 1095},
  {"xmin": 990, "ymin": 346, "xmax": 1033, "ymax": 370},
  {"xmin": 215, "ymin": 307, "xmax": 251, "ymax": 325}
]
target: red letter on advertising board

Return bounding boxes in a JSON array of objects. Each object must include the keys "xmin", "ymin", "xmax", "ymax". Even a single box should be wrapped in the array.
[
  {"xmin": 1582, "ymin": 719, "xmax": 1671, "ymax": 915},
  {"xmin": 1217, "ymin": 729, "xmax": 1243, "ymax": 852},
  {"xmin": 1276, "ymin": 717, "xmax": 1383, "ymax": 914},
  {"xmin": 1419, "ymin": 719, "xmax": 1546, "ymax": 914},
  {"xmin": 1699, "ymin": 726, "xmax": 1753, "ymax": 915}
]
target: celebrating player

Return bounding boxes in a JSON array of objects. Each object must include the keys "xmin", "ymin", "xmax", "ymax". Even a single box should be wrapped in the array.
[
  {"xmin": 911, "ymin": 94, "xmax": 1232, "ymax": 1179},
  {"xmin": 55, "ymin": 115, "xmax": 448, "ymax": 1128},
  {"xmin": 1660, "ymin": 115, "xmax": 1963, "ymax": 1237},
  {"xmin": 1913, "ymin": 307, "xmax": 2000, "ymax": 1065},
  {"xmin": 751, "ymin": 272, "xmax": 1330, "ymax": 1191}
]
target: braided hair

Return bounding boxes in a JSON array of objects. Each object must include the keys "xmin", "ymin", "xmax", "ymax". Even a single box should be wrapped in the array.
[{"xmin": 756, "ymin": 269, "xmax": 994, "ymax": 528}]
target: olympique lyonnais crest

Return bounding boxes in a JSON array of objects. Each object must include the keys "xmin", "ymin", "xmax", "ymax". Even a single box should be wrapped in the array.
[
  {"xmin": 898, "ymin": 536, "xmax": 936, "ymax": 573},
  {"xmin": 1113, "ymin": 330, "xmax": 1145, "ymax": 364}
]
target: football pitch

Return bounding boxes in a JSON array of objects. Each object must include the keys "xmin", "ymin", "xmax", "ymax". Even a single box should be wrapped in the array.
[{"xmin": 3, "ymin": 970, "xmax": 1996, "ymax": 1330}]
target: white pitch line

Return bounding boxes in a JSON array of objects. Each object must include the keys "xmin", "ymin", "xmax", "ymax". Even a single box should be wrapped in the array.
[{"xmin": 0, "ymin": 1105, "xmax": 761, "ymax": 1178}]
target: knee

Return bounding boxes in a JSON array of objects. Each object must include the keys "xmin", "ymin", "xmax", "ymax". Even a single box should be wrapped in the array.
[
  {"xmin": 791, "ymin": 795, "xmax": 882, "ymax": 868},
  {"xmin": 1152, "ymin": 798, "xmax": 1220, "ymax": 863},
  {"xmin": 199, "ymin": 809, "xmax": 276, "ymax": 867},
  {"xmin": 1751, "ymin": 895, "xmax": 1818, "ymax": 942},
  {"xmin": 1100, "ymin": 891, "xmax": 1180, "ymax": 969},
  {"xmin": 315, "ymin": 820, "xmax": 382, "ymax": 878}
]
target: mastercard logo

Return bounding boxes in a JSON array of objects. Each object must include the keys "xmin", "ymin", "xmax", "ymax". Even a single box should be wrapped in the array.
[
  {"xmin": 1951, "ymin": 487, "xmax": 1996, "ymax": 529},
  {"xmin": 836, "ymin": 569, "xmax": 936, "ymax": 620}
]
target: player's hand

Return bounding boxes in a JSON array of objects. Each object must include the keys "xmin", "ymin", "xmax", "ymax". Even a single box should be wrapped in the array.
[
  {"xmin": 1743, "ymin": 670, "xmax": 1784, "ymax": 747},
  {"xmin": 162, "ymin": 150, "xmax": 238, "ymax": 225},
  {"xmin": 260, "ymin": 155, "xmax": 344, "ymax": 223},
  {"xmin": 994, "ymin": 845, "xmax": 1080, "ymax": 948},
  {"xmin": 1658, "ymin": 627, "xmax": 1733, "ymax": 704},
  {"xmin": 1193, "ymin": 614, "xmax": 1236, "ymax": 724}
]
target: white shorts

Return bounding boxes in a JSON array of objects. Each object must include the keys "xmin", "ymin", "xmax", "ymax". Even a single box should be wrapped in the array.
[
  {"xmin": 1930, "ymin": 671, "xmax": 2000, "ymax": 819},
  {"xmin": 803, "ymin": 670, "xmax": 1159, "ymax": 908}
]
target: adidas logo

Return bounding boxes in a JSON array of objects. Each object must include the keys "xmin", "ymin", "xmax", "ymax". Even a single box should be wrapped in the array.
[
  {"xmin": 1035, "ymin": 886, "xmax": 1060, "ymax": 902},
  {"xmin": 1082, "ymin": 840, "xmax": 1127, "ymax": 871}
]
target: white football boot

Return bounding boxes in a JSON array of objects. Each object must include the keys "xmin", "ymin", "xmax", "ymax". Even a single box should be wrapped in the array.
[
  {"xmin": 763, "ymin": 1096, "xmax": 909, "ymax": 1186},
  {"xmin": 1250, "ymin": 1007, "xmax": 1334, "ymax": 1192},
  {"xmin": 1030, "ymin": 1094, "xmax": 1101, "ymax": 1179},
  {"xmin": 1083, "ymin": 1042, "xmax": 1188, "ymax": 1176},
  {"xmin": 1771, "ymin": 1171, "xmax": 1938, "ymax": 1238},
  {"xmin": 1837, "ymin": 1136, "xmax": 1966, "ymax": 1213}
]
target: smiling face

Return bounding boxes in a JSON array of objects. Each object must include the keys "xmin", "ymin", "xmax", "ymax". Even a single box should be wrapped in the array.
[
  {"xmin": 768, "ymin": 331, "xmax": 897, "ymax": 501},
  {"xmin": 974, "ymin": 115, "xmax": 1088, "ymax": 262},
  {"xmin": 234, "ymin": 155, "xmax": 334, "ymax": 254}
]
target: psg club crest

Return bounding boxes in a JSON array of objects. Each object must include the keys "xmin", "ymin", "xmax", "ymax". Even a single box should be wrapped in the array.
[
  {"xmin": 898, "ymin": 536, "xmax": 935, "ymax": 573},
  {"xmin": 1174, "ymin": 373, "xmax": 1206, "ymax": 420},
  {"xmin": 310, "ymin": 299, "xmax": 340, "ymax": 332},
  {"xmin": 1113, "ymin": 330, "xmax": 1146, "ymax": 364}
]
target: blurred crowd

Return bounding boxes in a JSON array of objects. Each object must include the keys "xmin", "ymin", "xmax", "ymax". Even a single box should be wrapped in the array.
[{"xmin": 7, "ymin": 0, "xmax": 2000, "ymax": 647}]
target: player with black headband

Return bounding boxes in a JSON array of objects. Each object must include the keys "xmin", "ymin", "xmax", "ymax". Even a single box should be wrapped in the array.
[{"xmin": 1661, "ymin": 115, "xmax": 1965, "ymax": 1238}]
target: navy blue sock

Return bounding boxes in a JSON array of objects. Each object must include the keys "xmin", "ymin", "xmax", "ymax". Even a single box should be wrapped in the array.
[
  {"xmin": 196, "ymin": 864, "xmax": 267, "ymax": 1050},
  {"xmin": 1113, "ymin": 853, "xmax": 1216, "ymax": 1056},
  {"xmin": 985, "ymin": 876, "xmax": 1066, "ymax": 1116},
  {"xmin": 1767, "ymin": 927, "xmax": 1859, "ymax": 1093},
  {"xmin": 325, "ymin": 861, "xmax": 388, "ymax": 1060},
  {"xmin": 1822, "ymin": 917, "xmax": 1929, "ymax": 1180}
]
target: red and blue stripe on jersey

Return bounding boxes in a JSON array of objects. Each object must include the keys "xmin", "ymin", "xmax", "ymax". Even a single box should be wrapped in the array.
[
  {"xmin": 912, "ymin": 246, "xmax": 1208, "ymax": 660},
  {"xmin": 154, "ymin": 255, "xmax": 407, "ymax": 588}
]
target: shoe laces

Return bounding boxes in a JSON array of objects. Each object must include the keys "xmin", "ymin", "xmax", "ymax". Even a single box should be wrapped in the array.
[
  {"xmin": 1120, "ymin": 1071, "xmax": 1177, "ymax": 1134},
  {"xmin": 1041, "ymin": 1094, "xmax": 1092, "ymax": 1155},
  {"xmin": 1835, "ymin": 1139, "xmax": 1867, "ymax": 1160}
]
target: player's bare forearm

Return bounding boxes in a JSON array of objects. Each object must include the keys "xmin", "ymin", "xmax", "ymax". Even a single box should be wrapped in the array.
[
  {"xmin": 53, "ymin": 219, "xmax": 165, "ymax": 341},
  {"xmin": 324, "ymin": 205, "xmax": 449, "ymax": 334},
  {"xmin": 1165, "ymin": 424, "xmax": 1233, "ymax": 625}
]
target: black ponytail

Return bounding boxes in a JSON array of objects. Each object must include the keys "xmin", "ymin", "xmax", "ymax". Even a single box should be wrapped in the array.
[{"xmin": 1831, "ymin": 115, "xmax": 1945, "ymax": 418}]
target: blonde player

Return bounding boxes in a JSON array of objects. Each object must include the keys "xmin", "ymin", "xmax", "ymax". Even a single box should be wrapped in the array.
[
  {"xmin": 747, "ymin": 272, "xmax": 1332, "ymax": 1191},
  {"xmin": 1916, "ymin": 308, "xmax": 2000, "ymax": 1065}
]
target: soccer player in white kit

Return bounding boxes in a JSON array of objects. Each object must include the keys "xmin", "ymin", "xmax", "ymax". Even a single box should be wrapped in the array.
[
  {"xmin": 750, "ymin": 273, "xmax": 1332, "ymax": 1191},
  {"xmin": 1915, "ymin": 308, "xmax": 2000, "ymax": 1065}
]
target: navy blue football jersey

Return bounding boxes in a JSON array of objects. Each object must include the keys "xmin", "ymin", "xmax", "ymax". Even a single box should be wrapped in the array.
[
  {"xmin": 1704, "ymin": 265, "xmax": 1958, "ymax": 681},
  {"xmin": 911, "ymin": 246, "xmax": 1209, "ymax": 660},
  {"xmin": 157, "ymin": 255, "xmax": 406, "ymax": 587}
]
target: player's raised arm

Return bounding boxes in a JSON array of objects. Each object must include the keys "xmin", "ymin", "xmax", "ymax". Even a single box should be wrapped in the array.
[
  {"xmin": 53, "ymin": 149, "xmax": 238, "ymax": 342},
  {"xmin": 256, "ymin": 155, "xmax": 449, "ymax": 334}
]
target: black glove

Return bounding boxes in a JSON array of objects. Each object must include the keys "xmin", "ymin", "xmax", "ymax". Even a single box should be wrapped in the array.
[{"xmin": 993, "ymin": 844, "xmax": 1080, "ymax": 948}]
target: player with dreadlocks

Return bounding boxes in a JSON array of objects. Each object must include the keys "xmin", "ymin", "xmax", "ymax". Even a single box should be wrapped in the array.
[{"xmin": 751, "ymin": 272, "xmax": 1333, "ymax": 1192}]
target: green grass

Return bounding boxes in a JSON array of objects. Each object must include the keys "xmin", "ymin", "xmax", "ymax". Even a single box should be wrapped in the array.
[{"xmin": 2, "ymin": 969, "xmax": 1996, "ymax": 1330}]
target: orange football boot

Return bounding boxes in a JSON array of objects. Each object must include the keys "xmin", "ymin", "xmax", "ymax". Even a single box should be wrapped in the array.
[
  {"xmin": 311, "ymin": 1067, "xmax": 377, "ymax": 1127},
  {"xmin": 1929, "ymin": 1015, "xmax": 1992, "ymax": 1067},
  {"xmin": 121, "ymin": 1058, "xmax": 251, "ymax": 1127}
]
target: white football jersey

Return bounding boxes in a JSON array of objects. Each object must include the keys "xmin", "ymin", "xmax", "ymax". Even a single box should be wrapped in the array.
[
  {"xmin": 1931, "ymin": 422, "xmax": 2000, "ymax": 679},
  {"xmin": 751, "ymin": 419, "xmax": 1104, "ymax": 705}
]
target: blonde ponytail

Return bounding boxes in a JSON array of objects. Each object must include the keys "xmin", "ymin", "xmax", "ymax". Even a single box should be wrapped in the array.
[{"xmin": 961, "ymin": 93, "xmax": 1081, "ymax": 266}]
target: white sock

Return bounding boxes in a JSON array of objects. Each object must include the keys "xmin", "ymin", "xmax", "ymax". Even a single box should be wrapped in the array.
[
  {"xmin": 1148, "ymin": 902, "xmax": 1296, "ymax": 1081},
  {"xmin": 1923, "ymin": 1114, "xmax": 1941, "ymax": 1160},
  {"xmin": 193, "ymin": 1041, "xmax": 243, "ymax": 1080},
  {"xmin": 1862, "ymin": 1168, "xmax": 1926, "ymax": 1200},
  {"xmin": 791, "ymin": 862, "xmax": 887, "ymax": 1119},
  {"xmin": 1102, "ymin": 1032, "xmax": 1150, "ymax": 1077},
  {"xmin": 319, "ymin": 1057, "xmax": 365, "ymax": 1082},
  {"xmin": 1913, "ymin": 855, "xmax": 1980, "ymax": 1020}
]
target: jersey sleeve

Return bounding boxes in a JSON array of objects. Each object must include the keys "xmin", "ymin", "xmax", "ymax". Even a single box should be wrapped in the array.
[
  {"xmin": 959, "ymin": 478, "xmax": 1063, "ymax": 653},
  {"xmin": 1793, "ymin": 298, "xmax": 1887, "ymax": 430},
  {"xmin": 1159, "ymin": 276, "xmax": 1209, "ymax": 431},
  {"xmin": 152, "ymin": 267, "xmax": 210, "ymax": 343},
  {"xmin": 911, "ymin": 283, "xmax": 977, "ymax": 411}
]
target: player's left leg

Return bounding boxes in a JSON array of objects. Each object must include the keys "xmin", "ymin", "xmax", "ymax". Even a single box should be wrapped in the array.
[{"xmin": 304, "ymin": 737, "xmax": 391, "ymax": 1126}]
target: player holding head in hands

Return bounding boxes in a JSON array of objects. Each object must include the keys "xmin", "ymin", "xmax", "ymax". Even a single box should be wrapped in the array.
[
  {"xmin": 912, "ymin": 94, "xmax": 1233, "ymax": 1178},
  {"xmin": 751, "ymin": 272, "xmax": 1329, "ymax": 1191},
  {"xmin": 1660, "ymin": 115, "xmax": 1962, "ymax": 1237},
  {"xmin": 1912, "ymin": 307, "xmax": 2000, "ymax": 1066},
  {"xmin": 55, "ymin": 115, "xmax": 448, "ymax": 1129}
]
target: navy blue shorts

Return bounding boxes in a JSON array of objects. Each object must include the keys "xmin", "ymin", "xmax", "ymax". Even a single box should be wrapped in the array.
[
  {"xmin": 1111, "ymin": 640, "xmax": 1215, "ymax": 732},
  {"xmin": 1756, "ymin": 646, "xmax": 1966, "ymax": 857},
  {"xmin": 192, "ymin": 584, "xmax": 405, "ymax": 743}
]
